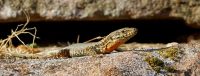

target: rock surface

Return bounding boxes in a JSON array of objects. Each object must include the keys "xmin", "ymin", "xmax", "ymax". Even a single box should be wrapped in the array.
[
  {"xmin": 0, "ymin": 0, "xmax": 200, "ymax": 28},
  {"xmin": 0, "ymin": 40, "xmax": 199, "ymax": 76}
]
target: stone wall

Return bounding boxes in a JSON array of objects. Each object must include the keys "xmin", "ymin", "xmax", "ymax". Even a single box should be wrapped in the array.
[{"xmin": 0, "ymin": 0, "xmax": 200, "ymax": 28}]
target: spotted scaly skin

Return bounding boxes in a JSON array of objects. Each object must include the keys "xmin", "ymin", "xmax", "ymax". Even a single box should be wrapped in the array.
[{"xmin": 60, "ymin": 27, "xmax": 137, "ymax": 57}]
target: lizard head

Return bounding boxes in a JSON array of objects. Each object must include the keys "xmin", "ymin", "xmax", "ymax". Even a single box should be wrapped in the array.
[
  {"xmin": 110, "ymin": 27, "xmax": 137, "ymax": 42},
  {"xmin": 100, "ymin": 27, "xmax": 137, "ymax": 53}
]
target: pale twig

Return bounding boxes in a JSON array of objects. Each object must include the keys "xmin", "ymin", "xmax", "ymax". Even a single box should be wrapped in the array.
[
  {"xmin": 21, "ymin": 11, "xmax": 30, "ymax": 29},
  {"xmin": 0, "ymin": 10, "xmax": 38, "ymax": 51},
  {"xmin": 84, "ymin": 36, "xmax": 104, "ymax": 43},
  {"xmin": 14, "ymin": 24, "xmax": 23, "ymax": 32},
  {"xmin": 31, "ymin": 27, "xmax": 37, "ymax": 48},
  {"xmin": 13, "ymin": 33, "xmax": 26, "ymax": 45},
  {"xmin": 76, "ymin": 35, "xmax": 80, "ymax": 43}
]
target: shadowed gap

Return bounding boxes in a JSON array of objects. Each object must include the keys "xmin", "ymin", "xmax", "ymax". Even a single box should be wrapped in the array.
[{"xmin": 0, "ymin": 19, "xmax": 199, "ymax": 46}]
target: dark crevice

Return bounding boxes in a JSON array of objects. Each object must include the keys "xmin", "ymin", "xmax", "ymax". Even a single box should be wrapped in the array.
[{"xmin": 0, "ymin": 19, "xmax": 199, "ymax": 46}]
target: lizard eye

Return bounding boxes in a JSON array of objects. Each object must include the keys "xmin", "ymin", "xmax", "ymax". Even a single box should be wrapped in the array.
[{"xmin": 121, "ymin": 30, "xmax": 126, "ymax": 33}]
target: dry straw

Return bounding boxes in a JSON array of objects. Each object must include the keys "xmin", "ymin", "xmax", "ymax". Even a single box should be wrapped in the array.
[{"xmin": 0, "ymin": 11, "xmax": 38, "ymax": 57}]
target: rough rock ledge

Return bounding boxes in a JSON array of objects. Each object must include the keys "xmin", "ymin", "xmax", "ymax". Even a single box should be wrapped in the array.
[
  {"xmin": 0, "ymin": 40, "xmax": 199, "ymax": 76},
  {"xmin": 1, "ymin": 0, "xmax": 200, "ymax": 28}
]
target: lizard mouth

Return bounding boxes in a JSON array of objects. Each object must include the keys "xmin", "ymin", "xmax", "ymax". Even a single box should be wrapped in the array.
[
  {"xmin": 132, "ymin": 28, "xmax": 138, "ymax": 35},
  {"xmin": 127, "ymin": 27, "xmax": 138, "ymax": 38}
]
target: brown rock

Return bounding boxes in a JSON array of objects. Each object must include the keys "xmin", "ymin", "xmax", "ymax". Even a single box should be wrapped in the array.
[
  {"xmin": 0, "ymin": 40, "xmax": 200, "ymax": 76},
  {"xmin": 1, "ymin": 0, "xmax": 200, "ymax": 28}
]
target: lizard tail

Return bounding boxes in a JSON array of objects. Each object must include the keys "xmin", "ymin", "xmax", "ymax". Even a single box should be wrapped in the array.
[{"xmin": 6, "ymin": 48, "xmax": 71, "ymax": 59}]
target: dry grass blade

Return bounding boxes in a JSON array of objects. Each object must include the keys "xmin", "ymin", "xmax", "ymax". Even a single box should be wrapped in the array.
[
  {"xmin": 0, "ymin": 11, "xmax": 38, "ymax": 52},
  {"xmin": 77, "ymin": 35, "xmax": 80, "ymax": 43},
  {"xmin": 84, "ymin": 36, "xmax": 104, "ymax": 43}
]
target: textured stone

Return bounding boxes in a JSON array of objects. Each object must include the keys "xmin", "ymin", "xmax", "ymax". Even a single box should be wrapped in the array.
[
  {"xmin": 0, "ymin": 40, "xmax": 199, "ymax": 76},
  {"xmin": 0, "ymin": 0, "xmax": 200, "ymax": 28}
]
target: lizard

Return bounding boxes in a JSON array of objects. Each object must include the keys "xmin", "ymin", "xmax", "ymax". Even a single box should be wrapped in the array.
[
  {"xmin": 41, "ymin": 27, "xmax": 137, "ymax": 58},
  {"xmin": 6, "ymin": 27, "xmax": 178, "ymax": 59},
  {"xmin": 9, "ymin": 27, "xmax": 137, "ymax": 58},
  {"xmin": 42, "ymin": 27, "xmax": 178, "ymax": 58}
]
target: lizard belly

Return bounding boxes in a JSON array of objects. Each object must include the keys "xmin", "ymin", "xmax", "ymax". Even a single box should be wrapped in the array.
[{"xmin": 105, "ymin": 40, "xmax": 125, "ymax": 53}]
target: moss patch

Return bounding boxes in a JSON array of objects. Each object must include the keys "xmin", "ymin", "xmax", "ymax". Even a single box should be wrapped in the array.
[
  {"xmin": 157, "ymin": 47, "xmax": 179, "ymax": 60},
  {"xmin": 144, "ymin": 56, "xmax": 176, "ymax": 73}
]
